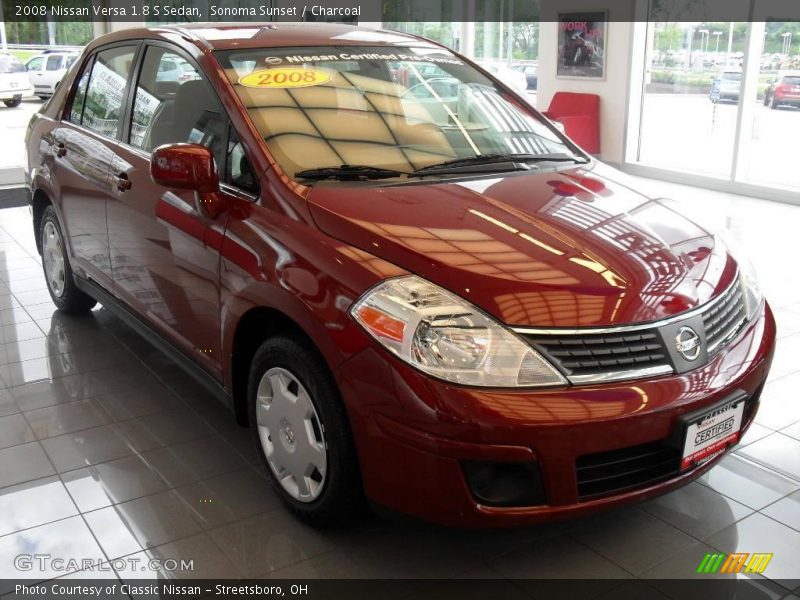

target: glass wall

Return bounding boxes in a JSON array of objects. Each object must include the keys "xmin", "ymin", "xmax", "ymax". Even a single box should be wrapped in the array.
[
  {"xmin": 740, "ymin": 21, "xmax": 800, "ymax": 191},
  {"xmin": 637, "ymin": 21, "xmax": 747, "ymax": 178},
  {"xmin": 631, "ymin": 12, "xmax": 800, "ymax": 194}
]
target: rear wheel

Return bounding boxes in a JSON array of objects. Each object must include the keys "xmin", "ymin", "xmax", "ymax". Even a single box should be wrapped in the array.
[
  {"xmin": 771, "ymin": 97, "xmax": 780, "ymax": 109},
  {"xmin": 248, "ymin": 335, "xmax": 362, "ymax": 527},
  {"xmin": 40, "ymin": 205, "xmax": 97, "ymax": 313},
  {"xmin": 3, "ymin": 96, "xmax": 22, "ymax": 108}
]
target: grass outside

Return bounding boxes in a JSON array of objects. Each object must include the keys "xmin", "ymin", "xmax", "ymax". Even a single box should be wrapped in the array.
[{"xmin": 8, "ymin": 50, "xmax": 40, "ymax": 63}]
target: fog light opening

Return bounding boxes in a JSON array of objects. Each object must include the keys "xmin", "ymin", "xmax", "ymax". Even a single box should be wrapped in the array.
[{"xmin": 461, "ymin": 460, "xmax": 546, "ymax": 507}]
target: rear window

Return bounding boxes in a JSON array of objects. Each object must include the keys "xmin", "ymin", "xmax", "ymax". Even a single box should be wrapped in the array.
[
  {"xmin": 782, "ymin": 76, "xmax": 800, "ymax": 85},
  {"xmin": 0, "ymin": 54, "xmax": 25, "ymax": 74},
  {"xmin": 721, "ymin": 72, "xmax": 741, "ymax": 81}
]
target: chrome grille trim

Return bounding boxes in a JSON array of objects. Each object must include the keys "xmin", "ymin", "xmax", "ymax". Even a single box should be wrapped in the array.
[{"xmin": 569, "ymin": 364, "xmax": 673, "ymax": 384}]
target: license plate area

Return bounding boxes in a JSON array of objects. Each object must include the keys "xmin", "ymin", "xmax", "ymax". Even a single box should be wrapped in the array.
[{"xmin": 679, "ymin": 392, "xmax": 747, "ymax": 472}]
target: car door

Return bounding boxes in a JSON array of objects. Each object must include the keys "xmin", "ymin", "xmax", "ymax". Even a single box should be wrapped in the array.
[
  {"xmin": 42, "ymin": 54, "xmax": 64, "ymax": 92},
  {"xmin": 48, "ymin": 44, "xmax": 139, "ymax": 291},
  {"xmin": 106, "ymin": 43, "xmax": 247, "ymax": 378},
  {"xmin": 26, "ymin": 56, "xmax": 45, "ymax": 94}
]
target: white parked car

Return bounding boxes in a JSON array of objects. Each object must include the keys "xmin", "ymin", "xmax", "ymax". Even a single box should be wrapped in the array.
[
  {"xmin": 26, "ymin": 52, "xmax": 79, "ymax": 99},
  {"xmin": 0, "ymin": 52, "xmax": 33, "ymax": 107}
]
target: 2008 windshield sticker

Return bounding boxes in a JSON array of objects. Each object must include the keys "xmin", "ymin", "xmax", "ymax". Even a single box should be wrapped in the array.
[{"xmin": 239, "ymin": 68, "xmax": 332, "ymax": 89}]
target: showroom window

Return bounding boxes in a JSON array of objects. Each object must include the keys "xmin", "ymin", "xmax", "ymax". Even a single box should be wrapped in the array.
[{"xmin": 627, "ymin": 7, "xmax": 800, "ymax": 197}]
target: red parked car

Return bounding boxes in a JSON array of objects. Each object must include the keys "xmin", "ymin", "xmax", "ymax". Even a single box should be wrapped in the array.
[
  {"xmin": 25, "ymin": 24, "xmax": 775, "ymax": 528},
  {"xmin": 764, "ymin": 72, "xmax": 800, "ymax": 109}
]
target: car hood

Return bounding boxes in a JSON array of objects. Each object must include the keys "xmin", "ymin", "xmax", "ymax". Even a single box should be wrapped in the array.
[{"xmin": 307, "ymin": 165, "xmax": 737, "ymax": 327}]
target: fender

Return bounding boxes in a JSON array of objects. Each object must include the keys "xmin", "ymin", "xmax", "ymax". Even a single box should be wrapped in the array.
[{"xmin": 219, "ymin": 199, "xmax": 406, "ymax": 391}]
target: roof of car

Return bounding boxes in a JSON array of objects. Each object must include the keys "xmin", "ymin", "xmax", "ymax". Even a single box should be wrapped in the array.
[{"xmin": 98, "ymin": 22, "xmax": 436, "ymax": 52}]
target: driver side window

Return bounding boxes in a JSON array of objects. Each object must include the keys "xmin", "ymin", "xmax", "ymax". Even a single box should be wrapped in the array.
[{"xmin": 129, "ymin": 46, "xmax": 226, "ymax": 174}]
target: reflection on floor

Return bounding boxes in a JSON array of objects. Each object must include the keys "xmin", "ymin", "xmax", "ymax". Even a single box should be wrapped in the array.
[{"xmin": 0, "ymin": 180, "xmax": 799, "ymax": 596}]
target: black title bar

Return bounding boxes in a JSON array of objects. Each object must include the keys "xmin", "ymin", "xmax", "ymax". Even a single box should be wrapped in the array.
[{"xmin": 3, "ymin": 0, "xmax": 800, "ymax": 23}]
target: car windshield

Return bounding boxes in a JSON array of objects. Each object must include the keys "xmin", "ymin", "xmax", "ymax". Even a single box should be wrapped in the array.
[
  {"xmin": 215, "ymin": 45, "xmax": 578, "ymax": 180},
  {"xmin": 721, "ymin": 72, "xmax": 741, "ymax": 81},
  {"xmin": 0, "ymin": 54, "xmax": 25, "ymax": 74}
]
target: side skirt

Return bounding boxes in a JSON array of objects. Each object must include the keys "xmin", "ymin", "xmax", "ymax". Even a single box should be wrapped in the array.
[{"xmin": 75, "ymin": 276, "xmax": 233, "ymax": 412}]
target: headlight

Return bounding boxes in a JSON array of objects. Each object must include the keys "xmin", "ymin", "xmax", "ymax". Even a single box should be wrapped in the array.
[
  {"xmin": 738, "ymin": 257, "xmax": 763, "ymax": 321},
  {"xmin": 716, "ymin": 232, "xmax": 763, "ymax": 321},
  {"xmin": 350, "ymin": 276, "xmax": 567, "ymax": 388}
]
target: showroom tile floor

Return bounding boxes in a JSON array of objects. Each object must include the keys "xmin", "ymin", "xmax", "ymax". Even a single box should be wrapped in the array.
[{"xmin": 0, "ymin": 180, "xmax": 799, "ymax": 598}]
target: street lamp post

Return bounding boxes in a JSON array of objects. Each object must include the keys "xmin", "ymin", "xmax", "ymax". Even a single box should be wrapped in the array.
[
  {"xmin": 782, "ymin": 32, "xmax": 792, "ymax": 55},
  {"xmin": 698, "ymin": 29, "xmax": 709, "ymax": 53},
  {"xmin": 713, "ymin": 31, "xmax": 722, "ymax": 53}
]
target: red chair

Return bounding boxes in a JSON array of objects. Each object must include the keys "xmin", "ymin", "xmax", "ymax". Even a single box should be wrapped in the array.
[{"xmin": 542, "ymin": 92, "xmax": 601, "ymax": 154}]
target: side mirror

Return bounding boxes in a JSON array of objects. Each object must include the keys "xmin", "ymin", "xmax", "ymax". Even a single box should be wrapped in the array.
[
  {"xmin": 151, "ymin": 143, "xmax": 225, "ymax": 218},
  {"xmin": 151, "ymin": 143, "xmax": 218, "ymax": 192}
]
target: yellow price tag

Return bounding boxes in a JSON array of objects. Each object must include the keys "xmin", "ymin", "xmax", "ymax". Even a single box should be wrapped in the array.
[{"xmin": 239, "ymin": 68, "xmax": 332, "ymax": 89}]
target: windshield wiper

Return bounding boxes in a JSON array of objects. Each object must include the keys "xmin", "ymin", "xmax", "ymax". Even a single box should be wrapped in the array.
[
  {"xmin": 412, "ymin": 152, "xmax": 588, "ymax": 175},
  {"xmin": 295, "ymin": 165, "xmax": 408, "ymax": 181}
]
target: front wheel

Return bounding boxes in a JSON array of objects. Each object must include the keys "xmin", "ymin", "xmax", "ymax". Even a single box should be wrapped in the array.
[
  {"xmin": 40, "ymin": 205, "xmax": 97, "ymax": 313},
  {"xmin": 248, "ymin": 335, "xmax": 362, "ymax": 527},
  {"xmin": 3, "ymin": 96, "xmax": 21, "ymax": 108}
]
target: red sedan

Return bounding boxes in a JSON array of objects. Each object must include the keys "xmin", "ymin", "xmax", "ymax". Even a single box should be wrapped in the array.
[{"xmin": 25, "ymin": 23, "xmax": 775, "ymax": 527}]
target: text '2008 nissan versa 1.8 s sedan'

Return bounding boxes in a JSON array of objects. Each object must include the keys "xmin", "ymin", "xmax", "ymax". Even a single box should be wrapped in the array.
[{"xmin": 25, "ymin": 23, "xmax": 775, "ymax": 528}]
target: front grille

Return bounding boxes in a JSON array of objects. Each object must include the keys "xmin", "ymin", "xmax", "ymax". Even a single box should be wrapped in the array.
[
  {"xmin": 576, "ymin": 441, "xmax": 680, "ymax": 499},
  {"xmin": 522, "ymin": 330, "xmax": 670, "ymax": 382},
  {"xmin": 516, "ymin": 275, "xmax": 747, "ymax": 384},
  {"xmin": 703, "ymin": 280, "xmax": 747, "ymax": 354}
]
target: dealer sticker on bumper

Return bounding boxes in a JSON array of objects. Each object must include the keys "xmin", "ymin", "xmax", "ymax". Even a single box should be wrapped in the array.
[{"xmin": 681, "ymin": 399, "xmax": 744, "ymax": 471}]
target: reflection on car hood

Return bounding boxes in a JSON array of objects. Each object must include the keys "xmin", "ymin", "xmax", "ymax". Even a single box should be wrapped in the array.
[{"xmin": 307, "ymin": 166, "xmax": 737, "ymax": 327}]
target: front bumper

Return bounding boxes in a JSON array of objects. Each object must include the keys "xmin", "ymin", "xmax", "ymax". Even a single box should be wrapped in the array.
[{"xmin": 335, "ymin": 301, "xmax": 775, "ymax": 527}]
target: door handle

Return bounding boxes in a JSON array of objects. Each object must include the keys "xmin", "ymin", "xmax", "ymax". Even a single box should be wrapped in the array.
[
  {"xmin": 115, "ymin": 173, "xmax": 132, "ymax": 192},
  {"xmin": 55, "ymin": 143, "xmax": 66, "ymax": 158}
]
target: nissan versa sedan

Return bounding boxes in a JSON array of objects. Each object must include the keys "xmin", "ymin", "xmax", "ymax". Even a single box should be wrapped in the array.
[{"xmin": 25, "ymin": 24, "xmax": 775, "ymax": 528}]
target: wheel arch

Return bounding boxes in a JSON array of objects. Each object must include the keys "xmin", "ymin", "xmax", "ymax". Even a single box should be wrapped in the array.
[
  {"xmin": 31, "ymin": 188, "xmax": 54, "ymax": 255},
  {"xmin": 229, "ymin": 305, "xmax": 332, "ymax": 427}
]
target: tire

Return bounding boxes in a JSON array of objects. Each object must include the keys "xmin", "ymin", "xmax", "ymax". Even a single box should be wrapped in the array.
[
  {"xmin": 771, "ymin": 97, "xmax": 780, "ymax": 110},
  {"xmin": 763, "ymin": 93, "xmax": 770, "ymax": 106},
  {"xmin": 3, "ymin": 97, "xmax": 21, "ymax": 108},
  {"xmin": 38, "ymin": 95, "xmax": 51, "ymax": 101},
  {"xmin": 39, "ymin": 205, "xmax": 97, "ymax": 314},
  {"xmin": 248, "ymin": 335, "xmax": 362, "ymax": 527}
]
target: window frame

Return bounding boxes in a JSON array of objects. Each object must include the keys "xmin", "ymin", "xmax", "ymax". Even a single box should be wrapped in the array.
[
  {"xmin": 125, "ymin": 40, "xmax": 259, "ymax": 198},
  {"xmin": 62, "ymin": 41, "xmax": 143, "ymax": 143},
  {"xmin": 64, "ymin": 53, "xmax": 95, "ymax": 126}
]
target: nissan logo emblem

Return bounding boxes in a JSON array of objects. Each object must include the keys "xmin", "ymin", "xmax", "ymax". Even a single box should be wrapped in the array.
[{"xmin": 675, "ymin": 326, "xmax": 701, "ymax": 361}]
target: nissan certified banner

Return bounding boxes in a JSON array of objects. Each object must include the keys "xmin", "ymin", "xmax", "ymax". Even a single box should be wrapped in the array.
[{"xmin": 4, "ymin": 0, "xmax": 800, "ymax": 22}]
